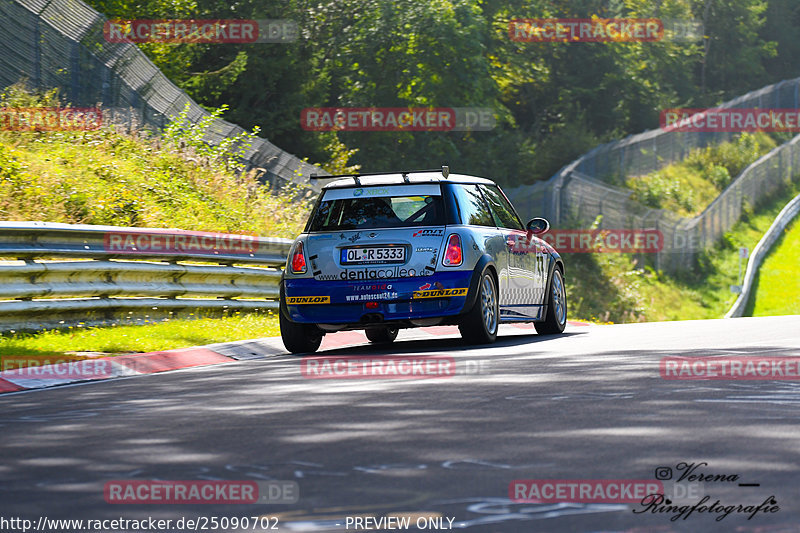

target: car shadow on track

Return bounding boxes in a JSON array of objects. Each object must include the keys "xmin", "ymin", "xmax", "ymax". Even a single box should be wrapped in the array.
[{"xmin": 294, "ymin": 330, "xmax": 588, "ymax": 358}]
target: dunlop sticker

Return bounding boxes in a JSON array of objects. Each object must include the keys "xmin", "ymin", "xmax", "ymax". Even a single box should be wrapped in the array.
[
  {"xmin": 285, "ymin": 295, "xmax": 331, "ymax": 304},
  {"xmin": 412, "ymin": 288, "xmax": 468, "ymax": 299}
]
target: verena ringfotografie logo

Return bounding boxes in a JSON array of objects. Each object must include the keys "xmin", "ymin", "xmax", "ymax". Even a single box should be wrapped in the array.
[
  {"xmin": 513, "ymin": 229, "xmax": 663, "ymax": 253},
  {"xmin": 103, "ymin": 19, "xmax": 297, "ymax": 43},
  {"xmin": 104, "ymin": 480, "xmax": 298, "ymax": 504},
  {"xmin": 635, "ymin": 462, "xmax": 779, "ymax": 522},
  {"xmin": 1, "ymin": 357, "xmax": 114, "ymax": 380},
  {"xmin": 509, "ymin": 480, "xmax": 663, "ymax": 503},
  {"xmin": 509, "ymin": 18, "xmax": 663, "ymax": 42},
  {"xmin": 661, "ymin": 357, "xmax": 800, "ymax": 380},
  {"xmin": 103, "ymin": 230, "xmax": 259, "ymax": 255},
  {"xmin": 661, "ymin": 108, "xmax": 800, "ymax": 132},
  {"xmin": 0, "ymin": 107, "xmax": 102, "ymax": 131},
  {"xmin": 301, "ymin": 356, "xmax": 456, "ymax": 379},
  {"xmin": 300, "ymin": 107, "xmax": 495, "ymax": 132}
]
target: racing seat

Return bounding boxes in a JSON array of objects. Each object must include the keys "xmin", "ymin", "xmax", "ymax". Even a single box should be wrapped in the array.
[{"xmin": 353, "ymin": 198, "xmax": 402, "ymax": 228}]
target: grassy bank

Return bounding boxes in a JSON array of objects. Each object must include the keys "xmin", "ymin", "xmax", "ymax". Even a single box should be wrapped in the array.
[
  {"xmin": 0, "ymin": 85, "xmax": 311, "ymax": 238},
  {"xmin": 747, "ymin": 207, "xmax": 800, "ymax": 316},
  {"xmin": 0, "ymin": 129, "xmax": 310, "ymax": 238}
]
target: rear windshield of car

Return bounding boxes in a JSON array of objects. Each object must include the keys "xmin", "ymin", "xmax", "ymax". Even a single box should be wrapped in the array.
[{"xmin": 308, "ymin": 186, "xmax": 445, "ymax": 231}]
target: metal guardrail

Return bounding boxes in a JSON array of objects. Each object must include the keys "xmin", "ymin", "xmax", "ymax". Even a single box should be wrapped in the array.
[
  {"xmin": 725, "ymin": 192, "xmax": 800, "ymax": 318},
  {"xmin": 0, "ymin": 222, "xmax": 291, "ymax": 332}
]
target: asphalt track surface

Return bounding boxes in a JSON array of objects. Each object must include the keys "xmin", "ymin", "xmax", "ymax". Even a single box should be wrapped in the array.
[{"xmin": 2, "ymin": 315, "xmax": 800, "ymax": 533}]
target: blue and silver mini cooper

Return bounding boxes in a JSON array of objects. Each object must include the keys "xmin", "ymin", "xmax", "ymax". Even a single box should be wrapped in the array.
[{"xmin": 279, "ymin": 167, "xmax": 566, "ymax": 353}]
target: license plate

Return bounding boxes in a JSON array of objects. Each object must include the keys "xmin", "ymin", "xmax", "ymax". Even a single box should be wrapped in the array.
[{"xmin": 341, "ymin": 246, "xmax": 405, "ymax": 264}]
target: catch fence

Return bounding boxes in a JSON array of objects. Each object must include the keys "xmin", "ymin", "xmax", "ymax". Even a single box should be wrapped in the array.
[{"xmin": 507, "ymin": 77, "xmax": 800, "ymax": 272}]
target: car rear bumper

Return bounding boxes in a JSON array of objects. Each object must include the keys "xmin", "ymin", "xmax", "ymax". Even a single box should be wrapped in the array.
[{"xmin": 284, "ymin": 271, "xmax": 472, "ymax": 324}]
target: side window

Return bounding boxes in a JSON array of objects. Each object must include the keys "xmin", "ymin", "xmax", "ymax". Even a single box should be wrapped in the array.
[
  {"xmin": 451, "ymin": 184, "xmax": 495, "ymax": 227},
  {"xmin": 480, "ymin": 185, "xmax": 523, "ymax": 230}
]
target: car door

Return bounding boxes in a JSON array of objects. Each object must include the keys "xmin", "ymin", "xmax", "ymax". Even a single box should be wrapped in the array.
[{"xmin": 480, "ymin": 185, "xmax": 545, "ymax": 319}]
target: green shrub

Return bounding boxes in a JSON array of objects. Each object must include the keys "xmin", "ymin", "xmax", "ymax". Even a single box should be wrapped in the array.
[{"xmin": 627, "ymin": 132, "xmax": 776, "ymax": 216}]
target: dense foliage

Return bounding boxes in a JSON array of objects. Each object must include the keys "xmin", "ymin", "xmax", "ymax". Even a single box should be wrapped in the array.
[{"xmin": 84, "ymin": 0, "xmax": 798, "ymax": 187}]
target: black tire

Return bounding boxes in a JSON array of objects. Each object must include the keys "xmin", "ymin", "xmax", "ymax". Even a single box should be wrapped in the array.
[
  {"xmin": 365, "ymin": 326, "xmax": 399, "ymax": 344},
  {"xmin": 279, "ymin": 283, "xmax": 324, "ymax": 354},
  {"xmin": 459, "ymin": 269, "xmax": 499, "ymax": 344},
  {"xmin": 535, "ymin": 267, "xmax": 567, "ymax": 335},
  {"xmin": 280, "ymin": 309, "xmax": 323, "ymax": 354}
]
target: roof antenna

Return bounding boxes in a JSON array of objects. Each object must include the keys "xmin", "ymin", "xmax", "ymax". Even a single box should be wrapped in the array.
[{"xmin": 441, "ymin": 165, "xmax": 449, "ymax": 178}]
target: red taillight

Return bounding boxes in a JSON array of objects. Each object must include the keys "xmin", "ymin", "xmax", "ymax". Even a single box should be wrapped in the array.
[
  {"xmin": 291, "ymin": 241, "xmax": 307, "ymax": 273},
  {"xmin": 365, "ymin": 302, "xmax": 379, "ymax": 309},
  {"xmin": 443, "ymin": 234, "xmax": 463, "ymax": 266}
]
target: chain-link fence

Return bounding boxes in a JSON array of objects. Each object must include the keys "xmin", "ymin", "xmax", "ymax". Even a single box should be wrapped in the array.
[
  {"xmin": 0, "ymin": 0, "xmax": 324, "ymax": 190},
  {"xmin": 507, "ymin": 77, "xmax": 800, "ymax": 273}
]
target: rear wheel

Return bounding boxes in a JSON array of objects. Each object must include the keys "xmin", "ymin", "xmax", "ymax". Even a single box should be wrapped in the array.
[
  {"xmin": 535, "ymin": 267, "xmax": 567, "ymax": 335},
  {"xmin": 280, "ymin": 310, "xmax": 323, "ymax": 354},
  {"xmin": 365, "ymin": 326, "xmax": 399, "ymax": 344},
  {"xmin": 459, "ymin": 270, "xmax": 499, "ymax": 344},
  {"xmin": 279, "ymin": 284, "xmax": 324, "ymax": 354}
]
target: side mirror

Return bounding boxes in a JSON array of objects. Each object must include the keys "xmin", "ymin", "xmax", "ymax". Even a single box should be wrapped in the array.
[{"xmin": 526, "ymin": 217, "xmax": 550, "ymax": 235}]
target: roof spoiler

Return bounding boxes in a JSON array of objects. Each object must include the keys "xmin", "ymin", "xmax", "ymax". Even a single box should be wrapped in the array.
[{"xmin": 310, "ymin": 166, "xmax": 449, "ymax": 186}]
